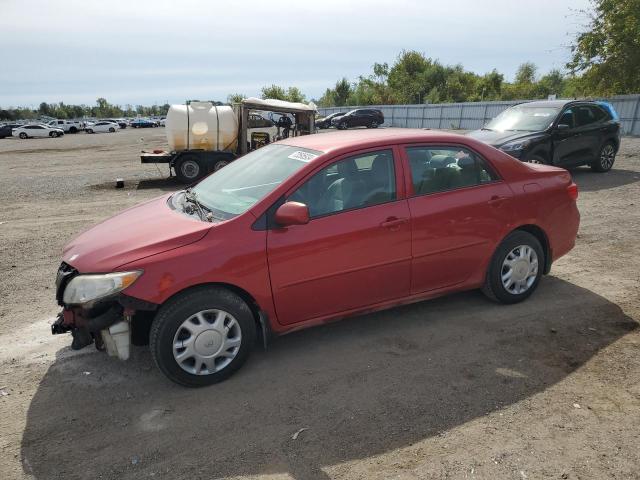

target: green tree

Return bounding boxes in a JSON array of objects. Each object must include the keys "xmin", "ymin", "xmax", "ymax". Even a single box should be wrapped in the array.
[
  {"xmin": 567, "ymin": 0, "xmax": 640, "ymax": 95},
  {"xmin": 227, "ymin": 93, "xmax": 246, "ymax": 104},
  {"xmin": 260, "ymin": 85, "xmax": 287, "ymax": 100},
  {"xmin": 285, "ymin": 87, "xmax": 306, "ymax": 103}
]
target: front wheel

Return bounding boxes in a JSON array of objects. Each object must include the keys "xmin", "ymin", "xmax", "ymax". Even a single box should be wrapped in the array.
[
  {"xmin": 19, "ymin": 132, "xmax": 27, "ymax": 139},
  {"xmin": 86, "ymin": 129, "xmax": 94, "ymax": 134},
  {"xmin": 213, "ymin": 159, "xmax": 229, "ymax": 171},
  {"xmin": 109, "ymin": 127, "xmax": 116, "ymax": 133},
  {"xmin": 591, "ymin": 142, "xmax": 616, "ymax": 172},
  {"xmin": 175, "ymin": 155, "xmax": 204, "ymax": 183},
  {"xmin": 338, "ymin": 121, "xmax": 348, "ymax": 130},
  {"xmin": 69, "ymin": 127, "xmax": 78, "ymax": 134},
  {"xmin": 149, "ymin": 287, "xmax": 256, "ymax": 387},
  {"xmin": 482, "ymin": 230, "xmax": 544, "ymax": 304},
  {"xmin": 369, "ymin": 121, "xmax": 379, "ymax": 129}
]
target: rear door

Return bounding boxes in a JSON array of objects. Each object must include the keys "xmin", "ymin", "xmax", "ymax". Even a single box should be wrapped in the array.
[
  {"xmin": 402, "ymin": 144, "xmax": 514, "ymax": 293},
  {"xmin": 267, "ymin": 147, "xmax": 411, "ymax": 325}
]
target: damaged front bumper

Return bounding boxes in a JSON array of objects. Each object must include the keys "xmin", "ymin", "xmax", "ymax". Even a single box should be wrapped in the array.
[{"xmin": 52, "ymin": 262, "xmax": 157, "ymax": 360}]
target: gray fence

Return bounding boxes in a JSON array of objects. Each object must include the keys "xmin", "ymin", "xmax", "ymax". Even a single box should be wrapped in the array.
[{"xmin": 317, "ymin": 95, "xmax": 640, "ymax": 136}]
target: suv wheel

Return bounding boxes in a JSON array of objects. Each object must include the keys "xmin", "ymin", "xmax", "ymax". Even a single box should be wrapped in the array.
[
  {"xmin": 150, "ymin": 287, "xmax": 256, "ymax": 387},
  {"xmin": 369, "ymin": 121, "xmax": 379, "ymax": 129},
  {"xmin": 482, "ymin": 230, "xmax": 544, "ymax": 304},
  {"xmin": 339, "ymin": 121, "xmax": 348, "ymax": 130},
  {"xmin": 526, "ymin": 154, "xmax": 546, "ymax": 165},
  {"xmin": 591, "ymin": 142, "xmax": 616, "ymax": 172}
]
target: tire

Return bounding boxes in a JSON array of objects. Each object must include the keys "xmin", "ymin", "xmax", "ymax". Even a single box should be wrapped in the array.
[
  {"xmin": 482, "ymin": 230, "xmax": 544, "ymax": 304},
  {"xmin": 69, "ymin": 127, "xmax": 78, "ymax": 134},
  {"xmin": 213, "ymin": 159, "xmax": 230, "ymax": 171},
  {"xmin": 149, "ymin": 287, "xmax": 256, "ymax": 387},
  {"xmin": 591, "ymin": 141, "xmax": 616, "ymax": 172},
  {"xmin": 525, "ymin": 154, "xmax": 546, "ymax": 165},
  {"xmin": 19, "ymin": 132, "xmax": 27, "ymax": 139},
  {"xmin": 86, "ymin": 129, "xmax": 94, "ymax": 134},
  {"xmin": 369, "ymin": 121, "xmax": 379, "ymax": 129},
  {"xmin": 109, "ymin": 127, "xmax": 116, "ymax": 133},
  {"xmin": 175, "ymin": 155, "xmax": 204, "ymax": 183},
  {"xmin": 49, "ymin": 132, "xmax": 57, "ymax": 138},
  {"xmin": 339, "ymin": 121, "xmax": 348, "ymax": 130}
]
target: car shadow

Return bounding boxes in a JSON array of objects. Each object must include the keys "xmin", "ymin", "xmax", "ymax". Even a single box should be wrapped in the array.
[
  {"xmin": 136, "ymin": 177, "xmax": 183, "ymax": 191},
  {"xmin": 569, "ymin": 167, "xmax": 640, "ymax": 192},
  {"xmin": 20, "ymin": 277, "xmax": 637, "ymax": 479}
]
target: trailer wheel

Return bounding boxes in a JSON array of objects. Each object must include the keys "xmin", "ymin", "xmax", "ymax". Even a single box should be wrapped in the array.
[
  {"xmin": 176, "ymin": 156, "xmax": 204, "ymax": 183},
  {"xmin": 213, "ymin": 159, "xmax": 229, "ymax": 171}
]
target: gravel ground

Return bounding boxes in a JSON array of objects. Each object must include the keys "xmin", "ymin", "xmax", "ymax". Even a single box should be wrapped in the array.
[{"xmin": 0, "ymin": 128, "xmax": 639, "ymax": 480}]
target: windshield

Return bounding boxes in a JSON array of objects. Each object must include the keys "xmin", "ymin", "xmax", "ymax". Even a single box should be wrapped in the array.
[
  {"xmin": 192, "ymin": 144, "xmax": 322, "ymax": 219},
  {"xmin": 485, "ymin": 106, "xmax": 560, "ymax": 132}
]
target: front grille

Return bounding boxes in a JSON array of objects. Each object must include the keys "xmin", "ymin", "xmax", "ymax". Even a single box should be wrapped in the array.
[{"xmin": 55, "ymin": 262, "xmax": 78, "ymax": 306}]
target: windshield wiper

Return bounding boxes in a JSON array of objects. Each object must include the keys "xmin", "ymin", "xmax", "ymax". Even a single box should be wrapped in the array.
[{"xmin": 184, "ymin": 189, "xmax": 212, "ymax": 222}]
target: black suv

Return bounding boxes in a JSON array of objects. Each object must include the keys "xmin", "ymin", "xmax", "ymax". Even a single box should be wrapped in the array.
[
  {"xmin": 467, "ymin": 100, "xmax": 621, "ymax": 172},
  {"xmin": 316, "ymin": 112, "xmax": 347, "ymax": 129},
  {"xmin": 331, "ymin": 109, "xmax": 384, "ymax": 129},
  {"xmin": 0, "ymin": 123, "xmax": 21, "ymax": 138}
]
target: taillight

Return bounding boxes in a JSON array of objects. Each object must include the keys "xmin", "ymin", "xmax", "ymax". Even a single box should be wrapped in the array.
[{"xmin": 567, "ymin": 183, "xmax": 578, "ymax": 201}]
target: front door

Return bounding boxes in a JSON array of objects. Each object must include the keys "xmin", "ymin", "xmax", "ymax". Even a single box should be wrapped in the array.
[
  {"xmin": 403, "ymin": 145, "xmax": 515, "ymax": 293},
  {"xmin": 267, "ymin": 148, "xmax": 412, "ymax": 325}
]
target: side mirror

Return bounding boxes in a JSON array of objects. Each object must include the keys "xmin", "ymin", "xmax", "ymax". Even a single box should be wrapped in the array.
[
  {"xmin": 274, "ymin": 201, "xmax": 310, "ymax": 227},
  {"xmin": 556, "ymin": 124, "xmax": 570, "ymax": 132}
]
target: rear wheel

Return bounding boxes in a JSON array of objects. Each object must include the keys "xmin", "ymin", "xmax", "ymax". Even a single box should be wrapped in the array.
[
  {"xmin": 175, "ymin": 155, "xmax": 204, "ymax": 183},
  {"xmin": 526, "ymin": 154, "xmax": 546, "ymax": 164},
  {"xmin": 109, "ymin": 127, "xmax": 116, "ymax": 133},
  {"xmin": 69, "ymin": 127, "xmax": 78, "ymax": 133},
  {"xmin": 213, "ymin": 159, "xmax": 229, "ymax": 171},
  {"xmin": 19, "ymin": 132, "xmax": 27, "ymax": 139},
  {"xmin": 369, "ymin": 121, "xmax": 379, "ymax": 129},
  {"xmin": 49, "ymin": 132, "xmax": 57, "ymax": 138},
  {"xmin": 149, "ymin": 287, "xmax": 256, "ymax": 387},
  {"xmin": 591, "ymin": 142, "xmax": 616, "ymax": 172},
  {"xmin": 482, "ymin": 230, "xmax": 544, "ymax": 304},
  {"xmin": 339, "ymin": 121, "xmax": 348, "ymax": 130},
  {"xmin": 86, "ymin": 129, "xmax": 94, "ymax": 134}
]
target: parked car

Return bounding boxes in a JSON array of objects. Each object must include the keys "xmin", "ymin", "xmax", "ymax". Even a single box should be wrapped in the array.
[
  {"xmin": 47, "ymin": 119, "xmax": 83, "ymax": 133},
  {"xmin": 159, "ymin": 117, "xmax": 167, "ymax": 127},
  {"xmin": 0, "ymin": 123, "xmax": 21, "ymax": 138},
  {"xmin": 103, "ymin": 119, "xmax": 127, "ymax": 129},
  {"xmin": 316, "ymin": 112, "xmax": 347, "ymax": 129},
  {"xmin": 53, "ymin": 129, "xmax": 579, "ymax": 386},
  {"xmin": 331, "ymin": 109, "xmax": 384, "ymax": 129},
  {"xmin": 467, "ymin": 100, "xmax": 621, "ymax": 172},
  {"xmin": 131, "ymin": 118, "xmax": 158, "ymax": 128},
  {"xmin": 86, "ymin": 121, "xmax": 119, "ymax": 134},
  {"xmin": 13, "ymin": 124, "xmax": 64, "ymax": 138}
]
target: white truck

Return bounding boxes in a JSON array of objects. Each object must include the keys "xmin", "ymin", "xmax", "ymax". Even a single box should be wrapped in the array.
[
  {"xmin": 140, "ymin": 98, "xmax": 316, "ymax": 183},
  {"xmin": 47, "ymin": 119, "xmax": 85, "ymax": 133}
]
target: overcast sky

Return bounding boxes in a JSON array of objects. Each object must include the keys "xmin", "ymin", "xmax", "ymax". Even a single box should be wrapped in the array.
[{"xmin": 0, "ymin": 0, "xmax": 591, "ymax": 107}]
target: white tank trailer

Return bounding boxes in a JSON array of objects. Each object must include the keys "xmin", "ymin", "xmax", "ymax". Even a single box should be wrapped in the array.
[{"xmin": 140, "ymin": 98, "xmax": 317, "ymax": 183}]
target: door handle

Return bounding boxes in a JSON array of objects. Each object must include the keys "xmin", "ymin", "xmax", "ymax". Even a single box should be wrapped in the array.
[
  {"xmin": 487, "ymin": 195, "xmax": 508, "ymax": 206},
  {"xmin": 380, "ymin": 217, "xmax": 408, "ymax": 228}
]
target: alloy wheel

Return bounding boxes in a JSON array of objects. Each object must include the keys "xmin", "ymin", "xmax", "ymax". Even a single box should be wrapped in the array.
[
  {"xmin": 181, "ymin": 159, "xmax": 200, "ymax": 180},
  {"xmin": 172, "ymin": 309, "xmax": 242, "ymax": 375},
  {"xmin": 600, "ymin": 144, "xmax": 615, "ymax": 170}
]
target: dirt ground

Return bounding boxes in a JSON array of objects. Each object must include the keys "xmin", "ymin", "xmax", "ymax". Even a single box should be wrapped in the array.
[{"xmin": 0, "ymin": 128, "xmax": 639, "ymax": 480}]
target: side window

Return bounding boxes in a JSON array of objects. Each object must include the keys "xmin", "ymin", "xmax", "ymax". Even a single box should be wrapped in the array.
[
  {"xmin": 575, "ymin": 106, "xmax": 596, "ymax": 127},
  {"xmin": 558, "ymin": 108, "xmax": 574, "ymax": 128},
  {"xmin": 289, "ymin": 149, "xmax": 396, "ymax": 218},
  {"xmin": 406, "ymin": 146, "xmax": 498, "ymax": 196},
  {"xmin": 590, "ymin": 106, "xmax": 608, "ymax": 122}
]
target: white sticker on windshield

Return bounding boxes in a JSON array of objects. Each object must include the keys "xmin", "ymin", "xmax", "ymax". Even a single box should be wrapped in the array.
[{"xmin": 288, "ymin": 151, "xmax": 318, "ymax": 162}]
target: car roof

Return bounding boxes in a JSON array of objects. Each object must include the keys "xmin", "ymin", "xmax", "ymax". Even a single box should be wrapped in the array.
[
  {"xmin": 515, "ymin": 99, "xmax": 601, "ymax": 108},
  {"xmin": 278, "ymin": 128, "xmax": 471, "ymax": 155}
]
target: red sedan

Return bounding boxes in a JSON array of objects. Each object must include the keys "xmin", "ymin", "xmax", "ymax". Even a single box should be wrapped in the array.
[{"xmin": 54, "ymin": 129, "xmax": 580, "ymax": 386}]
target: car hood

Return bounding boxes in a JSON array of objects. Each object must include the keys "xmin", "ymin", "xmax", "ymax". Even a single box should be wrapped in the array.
[
  {"xmin": 466, "ymin": 129, "xmax": 543, "ymax": 147},
  {"xmin": 62, "ymin": 194, "xmax": 211, "ymax": 273}
]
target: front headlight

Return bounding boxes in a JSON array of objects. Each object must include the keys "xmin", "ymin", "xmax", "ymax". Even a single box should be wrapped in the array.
[
  {"xmin": 63, "ymin": 271, "xmax": 142, "ymax": 305},
  {"xmin": 500, "ymin": 140, "xmax": 530, "ymax": 152}
]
